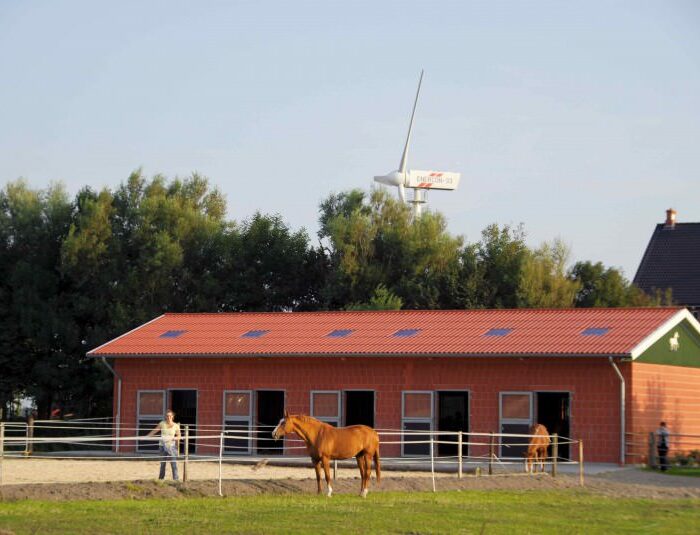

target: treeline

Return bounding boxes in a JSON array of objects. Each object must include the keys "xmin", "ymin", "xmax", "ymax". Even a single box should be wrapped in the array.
[{"xmin": 0, "ymin": 171, "xmax": 665, "ymax": 417}]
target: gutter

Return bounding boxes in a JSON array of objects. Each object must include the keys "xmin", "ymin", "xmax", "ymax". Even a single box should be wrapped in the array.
[
  {"xmin": 608, "ymin": 357, "xmax": 626, "ymax": 465},
  {"xmin": 99, "ymin": 357, "xmax": 123, "ymax": 454}
]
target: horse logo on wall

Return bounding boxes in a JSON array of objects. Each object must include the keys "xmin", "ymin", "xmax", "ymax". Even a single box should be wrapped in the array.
[{"xmin": 669, "ymin": 331, "xmax": 680, "ymax": 352}]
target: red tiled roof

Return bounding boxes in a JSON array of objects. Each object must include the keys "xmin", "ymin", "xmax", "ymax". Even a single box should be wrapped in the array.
[{"xmin": 87, "ymin": 308, "xmax": 686, "ymax": 358}]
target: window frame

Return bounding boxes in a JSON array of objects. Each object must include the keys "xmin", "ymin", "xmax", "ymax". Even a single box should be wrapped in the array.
[
  {"xmin": 136, "ymin": 389, "xmax": 166, "ymax": 453},
  {"xmin": 498, "ymin": 391, "xmax": 534, "ymax": 459},
  {"xmin": 222, "ymin": 390, "xmax": 253, "ymax": 455},
  {"xmin": 401, "ymin": 390, "xmax": 434, "ymax": 457},
  {"xmin": 310, "ymin": 390, "xmax": 341, "ymax": 427}
]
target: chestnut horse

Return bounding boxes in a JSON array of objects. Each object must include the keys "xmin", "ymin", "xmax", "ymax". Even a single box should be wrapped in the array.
[
  {"xmin": 272, "ymin": 412, "xmax": 381, "ymax": 497},
  {"xmin": 525, "ymin": 423, "xmax": 551, "ymax": 473}
]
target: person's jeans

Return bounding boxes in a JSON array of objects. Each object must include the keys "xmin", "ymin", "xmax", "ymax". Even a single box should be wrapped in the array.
[
  {"xmin": 159, "ymin": 443, "xmax": 179, "ymax": 480},
  {"xmin": 658, "ymin": 446, "xmax": 669, "ymax": 471}
]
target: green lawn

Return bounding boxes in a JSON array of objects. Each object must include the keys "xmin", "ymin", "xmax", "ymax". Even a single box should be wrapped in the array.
[
  {"xmin": 1, "ymin": 490, "xmax": 698, "ymax": 534},
  {"xmin": 664, "ymin": 467, "xmax": 700, "ymax": 477}
]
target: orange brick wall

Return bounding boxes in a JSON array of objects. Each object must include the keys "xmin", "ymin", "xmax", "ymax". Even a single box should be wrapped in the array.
[
  {"xmin": 113, "ymin": 356, "xmax": 628, "ymax": 462},
  {"xmin": 629, "ymin": 362, "xmax": 700, "ymax": 462}
]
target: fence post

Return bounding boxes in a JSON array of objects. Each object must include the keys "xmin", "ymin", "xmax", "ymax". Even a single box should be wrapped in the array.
[
  {"xmin": 551, "ymin": 433, "xmax": 558, "ymax": 477},
  {"xmin": 430, "ymin": 435, "xmax": 436, "ymax": 492},
  {"xmin": 579, "ymin": 440, "xmax": 584, "ymax": 486},
  {"xmin": 24, "ymin": 414, "xmax": 34, "ymax": 457},
  {"xmin": 648, "ymin": 431, "xmax": 656, "ymax": 469},
  {"xmin": 1, "ymin": 422, "xmax": 5, "ymax": 486},
  {"xmin": 183, "ymin": 425, "xmax": 189, "ymax": 483},
  {"xmin": 457, "ymin": 432, "xmax": 463, "ymax": 479},
  {"xmin": 488, "ymin": 432, "xmax": 495, "ymax": 475},
  {"xmin": 218, "ymin": 432, "xmax": 223, "ymax": 497}
]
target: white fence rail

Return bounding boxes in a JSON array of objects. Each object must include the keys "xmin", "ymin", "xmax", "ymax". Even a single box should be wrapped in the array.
[{"xmin": 0, "ymin": 419, "xmax": 586, "ymax": 490}]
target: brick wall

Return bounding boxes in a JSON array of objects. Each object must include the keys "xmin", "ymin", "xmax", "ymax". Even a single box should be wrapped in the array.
[
  {"xmin": 113, "ymin": 356, "xmax": 626, "ymax": 462},
  {"xmin": 629, "ymin": 362, "xmax": 700, "ymax": 463}
]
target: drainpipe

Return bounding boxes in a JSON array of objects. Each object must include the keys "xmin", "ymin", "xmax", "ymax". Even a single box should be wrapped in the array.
[
  {"xmin": 100, "ymin": 357, "xmax": 122, "ymax": 454},
  {"xmin": 609, "ymin": 357, "xmax": 625, "ymax": 465}
]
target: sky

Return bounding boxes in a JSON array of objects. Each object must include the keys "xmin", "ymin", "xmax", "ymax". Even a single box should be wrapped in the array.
[{"xmin": 1, "ymin": 1, "xmax": 699, "ymax": 279}]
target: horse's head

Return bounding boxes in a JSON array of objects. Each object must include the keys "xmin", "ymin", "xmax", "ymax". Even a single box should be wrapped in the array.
[{"xmin": 272, "ymin": 410, "xmax": 294, "ymax": 440}]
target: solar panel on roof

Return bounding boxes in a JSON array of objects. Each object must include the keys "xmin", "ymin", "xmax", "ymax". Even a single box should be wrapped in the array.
[
  {"xmin": 242, "ymin": 330, "xmax": 269, "ymax": 338},
  {"xmin": 327, "ymin": 329, "xmax": 353, "ymax": 338},
  {"xmin": 160, "ymin": 330, "xmax": 186, "ymax": 338},
  {"xmin": 393, "ymin": 329, "xmax": 420, "ymax": 338},
  {"xmin": 581, "ymin": 327, "xmax": 610, "ymax": 336},
  {"xmin": 484, "ymin": 328, "xmax": 513, "ymax": 337}
]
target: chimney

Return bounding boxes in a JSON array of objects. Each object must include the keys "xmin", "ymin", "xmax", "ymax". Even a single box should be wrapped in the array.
[{"xmin": 664, "ymin": 208, "xmax": 677, "ymax": 229}]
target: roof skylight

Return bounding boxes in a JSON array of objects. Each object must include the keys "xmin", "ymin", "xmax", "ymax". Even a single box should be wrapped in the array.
[
  {"xmin": 242, "ymin": 330, "xmax": 270, "ymax": 338},
  {"xmin": 327, "ymin": 329, "xmax": 354, "ymax": 338},
  {"xmin": 484, "ymin": 328, "xmax": 513, "ymax": 337},
  {"xmin": 160, "ymin": 330, "xmax": 186, "ymax": 338},
  {"xmin": 393, "ymin": 329, "xmax": 420, "ymax": 338},
  {"xmin": 581, "ymin": 327, "xmax": 610, "ymax": 336}
]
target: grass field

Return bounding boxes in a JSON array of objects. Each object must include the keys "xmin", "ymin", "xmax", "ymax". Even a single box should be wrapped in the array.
[
  {"xmin": 664, "ymin": 467, "xmax": 700, "ymax": 477},
  {"xmin": 1, "ymin": 490, "xmax": 699, "ymax": 534}
]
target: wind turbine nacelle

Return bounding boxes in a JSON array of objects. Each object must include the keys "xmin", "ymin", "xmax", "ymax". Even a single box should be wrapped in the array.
[
  {"xmin": 373, "ymin": 170, "xmax": 405, "ymax": 187},
  {"xmin": 406, "ymin": 170, "xmax": 460, "ymax": 190}
]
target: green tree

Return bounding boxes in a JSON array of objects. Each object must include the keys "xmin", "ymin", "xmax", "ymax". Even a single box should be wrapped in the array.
[
  {"xmin": 569, "ymin": 261, "xmax": 666, "ymax": 307},
  {"xmin": 318, "ymin": 188, "xmax": 463, "ymax": 310},
  {"xmin": 517, "ymin": 239, "xmax": 581, "ymax": 308}
]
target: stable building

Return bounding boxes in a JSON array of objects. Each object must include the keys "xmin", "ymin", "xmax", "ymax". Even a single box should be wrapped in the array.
[{"xmin": 88, "ymin": 307, "xmax": 700, "ymax": 464}]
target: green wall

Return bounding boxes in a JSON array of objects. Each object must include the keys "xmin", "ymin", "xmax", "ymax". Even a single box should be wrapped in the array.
[{"xmin": 635, "ymin": 319, "xmax": 700, "ymax": 368}]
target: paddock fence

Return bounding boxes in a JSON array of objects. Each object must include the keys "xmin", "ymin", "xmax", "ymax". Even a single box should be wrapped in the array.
[
  {"xmin": 0, "ymin": 419, "xmax": 585, "ymax": 491},
  {"xmin": 626, "ymin": 431, "xmax": 700, "ymax": 470}
]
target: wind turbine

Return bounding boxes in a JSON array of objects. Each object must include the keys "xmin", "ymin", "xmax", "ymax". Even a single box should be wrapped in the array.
[{"xmin": 373, "ymin": 70, "xmax": 461, "ymax": 218}]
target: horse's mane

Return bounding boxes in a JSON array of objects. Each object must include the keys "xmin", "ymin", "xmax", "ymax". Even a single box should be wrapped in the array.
[{"xmin": 290, "ymin": 414, "xmax": 327, "ymax": 426}]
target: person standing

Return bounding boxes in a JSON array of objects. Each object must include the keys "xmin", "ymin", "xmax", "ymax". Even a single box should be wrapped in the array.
[
  {"xmin": 147, "ymin": 409, "xmax": 181, "ymax": 480},
  {"xmin": 656, "ymin": 421, "xmax": 670, "ymax": 472}
]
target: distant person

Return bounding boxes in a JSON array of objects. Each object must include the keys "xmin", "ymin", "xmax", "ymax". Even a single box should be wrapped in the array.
[
  {"xmin": 656, "ymin": 421, "xmax": 670, "ymax": 472},
  {"xmin": 147, "ymin": 409, "xmax": 181, "ymax": 480}
]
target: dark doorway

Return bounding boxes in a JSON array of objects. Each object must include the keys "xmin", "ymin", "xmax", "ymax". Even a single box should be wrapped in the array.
[
  {"xmin": 437, "ymin": 391, "xmax": 469, "ymax": 457},
  {"xmin": 170, "ymin": 390, "xmax": 197, "ymax": 454},
  {"xmin": 536, "ymin": 392, "xmax": 570, "ymax": 460},
  {"xmin": 345, "ymin": 391, "xmax": 375, "ymax": 428},
  {"xmin": 256, "ymin": 390, "xmax": 285, "ymax": 455}
]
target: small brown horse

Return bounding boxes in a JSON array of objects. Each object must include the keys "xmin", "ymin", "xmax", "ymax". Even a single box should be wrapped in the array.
[
  {"xmin": 525, "ymin": 423, "xmax": 551, "ymax": 473},
  {"xmin": 272, "ymin": 412, "xmax": 381, "ymax": 497}
]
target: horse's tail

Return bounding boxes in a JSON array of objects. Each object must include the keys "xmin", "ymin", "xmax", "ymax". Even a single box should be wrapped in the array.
[{"xmin": 374, "ymin": 437, "xmax": 381, "ymax": 484}]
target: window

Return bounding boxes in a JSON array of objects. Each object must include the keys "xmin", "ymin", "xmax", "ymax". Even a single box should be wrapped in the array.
[
  {"xmin": 484, "ymin": 328, "xmax": 513, "ymax": 337},
  {"xmin": 137, "ymin": 390, "xmax": 165, "ymax": 452},
  {"xmin": 160, "ymin": 330, "xmax": 186, "ymax": 338},
  {"xmin": 581, "ymin": 327, "xmax": 610, "ymax": 336},
  {"xmin": 223, "ymin": 391, "xmax": 252, "ymax": 454},
  {"xmin": 499, "ymin": 392, "xmax": 533, "ymax": 459},
  {"xmin": 393, "ymin": 329, "xmax": 420, "ymax": 338},
  {"xmin": 327, "ymin": 329, "xmax": 353, "ymax": 338},
  {"xmin": 242, "ymin": 330, "xmax": 269, "ymax": 338},
  {"xmin": 402, "ymin": 391, "xmax": 433, "ymax": 456},
  {"xmin": 311, "ymin": 391, "xmax": 340, "ymax": 427}
]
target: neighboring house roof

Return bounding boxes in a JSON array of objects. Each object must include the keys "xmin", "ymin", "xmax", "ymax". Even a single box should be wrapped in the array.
[
  {"xmin": 87, "ymin": 308, "xmax": 695, "ymax": 359},
  {"xmin": 634, "ymin": 222, "xmax": 700, "ymax": 307}
]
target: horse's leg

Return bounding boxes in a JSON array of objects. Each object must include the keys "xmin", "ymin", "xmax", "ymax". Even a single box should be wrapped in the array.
[
  {"xmin": 321, "ymin": 456, "xmax": 333, "ymax": 497},
  {"xmin": 313, "ymin": 458, "xmax": 322, "ymax": 494},
  {"xmin": 355, "ymin": 454, "xmax": 366, "ymax": 496},
  {"xmin": 361, "ymin": 453, "xmax": 372, "ymax": 497}
]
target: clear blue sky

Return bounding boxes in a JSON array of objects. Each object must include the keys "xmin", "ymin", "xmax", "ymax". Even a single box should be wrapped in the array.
[{"xmin": 1, "ymin": 1, "xmax": 698, "ymax": 279}]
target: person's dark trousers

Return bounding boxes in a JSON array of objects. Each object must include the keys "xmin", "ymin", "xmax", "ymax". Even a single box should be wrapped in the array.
[
  {"xmin": 159, "ymin": 443, "xmax": 179, "ymax": 480},
  {"xmin": 657, "ymin": 446, "xmax": 669, "ymax": 471}
]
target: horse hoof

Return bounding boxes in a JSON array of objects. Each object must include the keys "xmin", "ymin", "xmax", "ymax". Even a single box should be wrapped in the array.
[
  {"xmin": 326, "ymin": 487, "xmax": 333, "ymax": 497},
  {"xmin": 360, "ymin": 489, "xmax": 368, "ymax": 498}
]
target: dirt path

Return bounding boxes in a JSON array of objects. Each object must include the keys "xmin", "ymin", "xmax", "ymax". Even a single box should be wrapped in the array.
[{"xmin": 1, "ymin": 458, "xmax": 699, "ymax": 501}]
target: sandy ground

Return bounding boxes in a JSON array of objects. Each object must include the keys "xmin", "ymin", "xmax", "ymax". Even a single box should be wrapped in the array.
[{"xmin": 1, "ymin": 457, "xmax": 700, "ymax": 501}]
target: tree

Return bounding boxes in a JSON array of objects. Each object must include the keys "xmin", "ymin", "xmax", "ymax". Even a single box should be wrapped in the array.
[
  {"xmin": 569, "ymin": 261, "xmax": 666, "ymax": 307},
  {"xmin": 517, "ymin": 239, "xmax": 581, "ymax": 308},
  {"xmin": 318, "ymin": 188, "xmax": 463, "ymax": 310}
]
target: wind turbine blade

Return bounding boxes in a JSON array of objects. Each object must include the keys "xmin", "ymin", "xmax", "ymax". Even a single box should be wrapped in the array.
[
  {"xmin": 398, "ymin": 69, "xmax": 424, "ymax": 175},
  {"xmin": 398, "ymin": 183, "xmax": 406, "ymax": 203}
]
